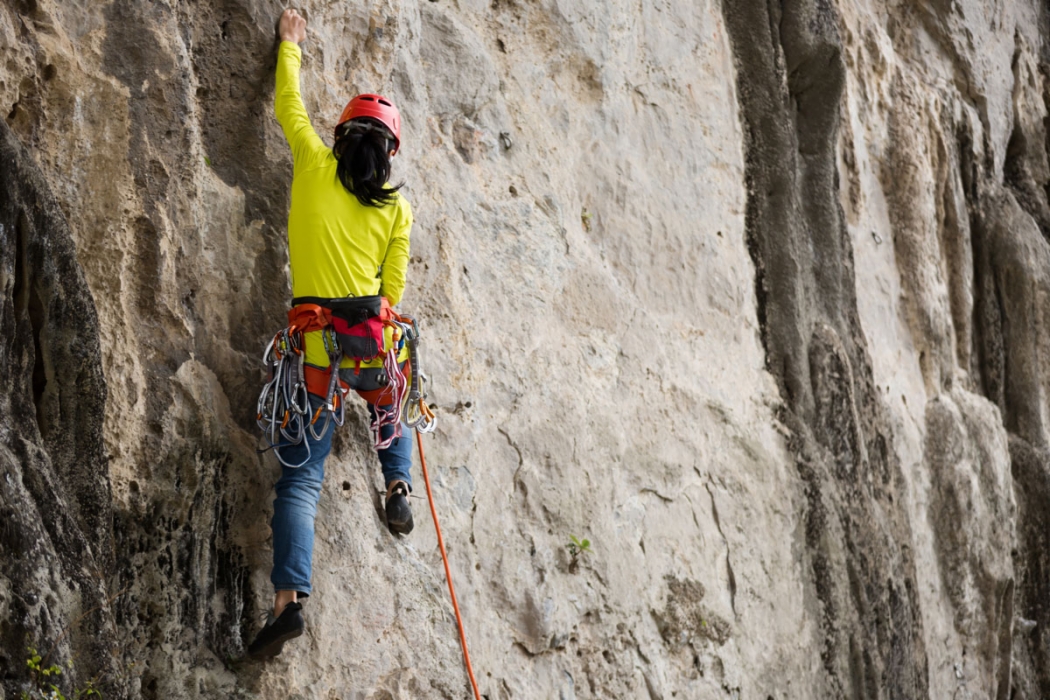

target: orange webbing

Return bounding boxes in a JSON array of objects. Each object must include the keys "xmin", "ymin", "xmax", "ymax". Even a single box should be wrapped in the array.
[
  {"xmin": 379, "ymin": 296, "xmax": 395, "ymax": 321},
  {"xmin": 303, "ymin": 364, "xmax": 346, "ymax": 406},
  {"xmin": 416, "ymin": 429, "xmax": 482, "ymax": 700},
  {"xmin": 294, "ymin": 303, "xmax": 342, "ymax": 403},
  {"xmin": 287, "ymin": 303, "xmax": 331, "ymax": 333}
]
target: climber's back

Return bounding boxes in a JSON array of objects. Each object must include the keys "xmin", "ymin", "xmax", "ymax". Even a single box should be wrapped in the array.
[{"xmin": 274, "ymin": 42, "xmax": 412, "ymax": 306}]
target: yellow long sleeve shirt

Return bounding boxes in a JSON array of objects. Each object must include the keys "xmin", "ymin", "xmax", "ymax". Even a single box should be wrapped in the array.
[{"xmin": 275, "ymin": 41, "xmax": 412, "ymax": 370}]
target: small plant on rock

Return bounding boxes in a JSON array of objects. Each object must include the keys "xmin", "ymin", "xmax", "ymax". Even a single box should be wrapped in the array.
[
  {"xmin": 567, "ymin": 535, "xmax": 592, "ymax": 572},
  {"xmin": 580, "ymin": 208, "xmax": 593, "ymax": 231},
  {"xmin": 20, "ymin": 647, "xmax": 100, "ymax": 700}
]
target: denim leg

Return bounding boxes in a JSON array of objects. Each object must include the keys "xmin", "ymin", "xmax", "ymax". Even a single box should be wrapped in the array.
[
  {"xmin": 369, "ymin": 403, "xmax": 413, "ymax": 490},
  {"xmin": 270, "ymin": 396, "xmax": 334, "ymax": 597}
]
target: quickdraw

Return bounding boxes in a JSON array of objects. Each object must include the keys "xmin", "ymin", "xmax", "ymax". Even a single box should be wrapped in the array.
[
  {"xmin": 256, "ymin": 324, "xmax": 309, "ymax": 467},
  {"xmin": 369, "ymin": 340, "xmax": 409, "ymax": 449},
  {"xmin": 256, "ymin": 321, "xmax": 346, "ymax": 468},
  {"xmin": 398, "ymin": 316, "xmax": 437, "ymax": 433}
]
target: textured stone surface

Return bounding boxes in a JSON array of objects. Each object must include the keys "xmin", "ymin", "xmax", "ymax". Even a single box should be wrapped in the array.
[
  {"xmin": 0, "ymin": 117, "xmax": 123, "ymax": 694},
  {"xmin": 0, "ymin": 0, "xmax": 1048, "ymax": 698}
]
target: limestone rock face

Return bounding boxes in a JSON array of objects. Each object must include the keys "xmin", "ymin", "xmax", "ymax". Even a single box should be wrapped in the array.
[{"xmin": 0, "ymin": 0, "xmax": 1048, "ymax": 698}]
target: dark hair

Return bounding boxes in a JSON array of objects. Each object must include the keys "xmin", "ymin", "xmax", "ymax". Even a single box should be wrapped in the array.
[{"xmin": 333, "ymin": 121, "xmax": 402, "ymax": 208}]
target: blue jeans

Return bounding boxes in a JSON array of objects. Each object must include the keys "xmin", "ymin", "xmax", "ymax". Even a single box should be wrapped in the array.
[{"xmin": 270, "ymin": 395, "xmax": 413, "ymax": 596}]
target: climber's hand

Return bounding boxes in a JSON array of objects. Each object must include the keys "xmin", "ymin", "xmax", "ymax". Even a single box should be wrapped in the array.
[{"xmin": 279, "ymin": 8, "xmax": 307, "ymax": 44}]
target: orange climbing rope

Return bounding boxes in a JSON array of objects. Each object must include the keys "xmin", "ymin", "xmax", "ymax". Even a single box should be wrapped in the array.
[{"xmin": 416, "ymin": 428, "xmax": 482, "ymax": 700}]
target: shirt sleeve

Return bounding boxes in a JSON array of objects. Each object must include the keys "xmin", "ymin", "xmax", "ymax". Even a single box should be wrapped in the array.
[
  {"xmin": 379, "ymin": 197, "xmax": 413, "ymax": 306},
  {"xmin": 274, "ymin": 41, "xmax": 328, "ymax": 172}
]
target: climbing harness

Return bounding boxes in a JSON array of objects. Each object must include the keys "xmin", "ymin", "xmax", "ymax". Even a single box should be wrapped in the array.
[{"xmin": 256, "ymin": 298, "xmax": 434, "ymax": 464}]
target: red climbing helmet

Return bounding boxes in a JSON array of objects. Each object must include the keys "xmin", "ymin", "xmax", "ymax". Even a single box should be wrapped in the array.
[{"xmin": 335, "ymin": 94, "xmax": 401, "ymax": 154}]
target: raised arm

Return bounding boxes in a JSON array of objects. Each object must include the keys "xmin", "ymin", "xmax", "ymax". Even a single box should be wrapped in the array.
[{"xmin": 274, "ymin": 9, "xmax": 327, "ymax": 170}]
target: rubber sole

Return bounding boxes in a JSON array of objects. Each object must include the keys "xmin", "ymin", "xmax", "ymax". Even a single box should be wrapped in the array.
[
  {"xmin": 387, "ymin": 514, "xmax": 414, "ymax": 535},
  {"xmin": 248, "ymin": 625, "xmax": 304, "ymax": 660},
  {"xmin": 386, "ymin": 492, "xmax": 414, "ymax": 535}
]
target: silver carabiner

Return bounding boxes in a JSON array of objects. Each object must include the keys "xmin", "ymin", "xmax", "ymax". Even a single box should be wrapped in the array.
[
  {"xmin": 274, "ymin": 433, "xmax": 311, "ymax": 469},
  {"xmin": 308, "ymin": 406, "xmax": 332, "ymax": 442}
]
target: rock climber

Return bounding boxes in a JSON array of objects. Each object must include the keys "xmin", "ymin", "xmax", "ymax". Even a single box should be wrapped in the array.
[{"xmin": 248, "ymin": 8, "xmax": 415, "ymax": 659}]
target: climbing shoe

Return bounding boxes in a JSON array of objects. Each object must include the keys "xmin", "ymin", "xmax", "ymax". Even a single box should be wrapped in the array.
[
  {"xmin": 247, "ymin": 601, "xmax": 304, "ymax": 660},
  {"xmin": 385, "ymin": 481, "xmax": 414, "ymax": 535}
]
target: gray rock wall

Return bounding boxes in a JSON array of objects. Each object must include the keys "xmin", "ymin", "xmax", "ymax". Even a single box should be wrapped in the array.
[
  {"xmin": 0, "ymin": 0, "xmax": 1048, "ymax": 698},
  {"xmin": 0, "ymin": 117, "xmax": 122, "ymax": 695}
]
